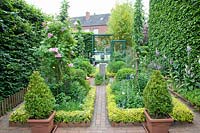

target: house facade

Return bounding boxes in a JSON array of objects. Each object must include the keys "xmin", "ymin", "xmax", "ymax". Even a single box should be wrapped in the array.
[{"xmin": 70, "ymin": 12, "xmax": 110, "ymax": 34}]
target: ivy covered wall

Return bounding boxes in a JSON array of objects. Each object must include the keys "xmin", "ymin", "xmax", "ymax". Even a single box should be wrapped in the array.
[
  {"xmin": 0, "ymin": 0, "xmax": 47, "ymax": 99},
  {"xmin": 148, "ymin": 0, "xmax": 200, "ymax": 90}
]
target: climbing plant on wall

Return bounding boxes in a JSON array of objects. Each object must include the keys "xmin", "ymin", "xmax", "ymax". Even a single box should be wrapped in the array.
[{"xmin": 148, "ymin": 0, "xmax": 200, "ymax": 90}]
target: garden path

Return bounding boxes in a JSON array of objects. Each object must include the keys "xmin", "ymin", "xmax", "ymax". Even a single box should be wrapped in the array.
[{"xmin": 0, "ymin": 78, "xmax": 200, "ymax": 133}]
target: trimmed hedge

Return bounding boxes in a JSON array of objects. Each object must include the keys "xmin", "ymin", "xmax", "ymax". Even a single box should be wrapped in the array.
[
  {"xmin": 148, "ymin": 0, "xmax": 200, "ymax": 90},
  {"xmin": 107, "ymin": 84, "xmax": 194, "ymax": 123},
  {"xmin": 9, "ymin": 87, "xmax": 96, "ymax": 123},
  {"xmin": 115, "ymin": 68, "xmax": 135, "ymax": 81},
  {"xmin": 0, "ymin": 0, "xmax": 47, "ymax": 98},
  {"xmin": 170, "ymin": 98, "xmax": 194, "ymax": 122}
]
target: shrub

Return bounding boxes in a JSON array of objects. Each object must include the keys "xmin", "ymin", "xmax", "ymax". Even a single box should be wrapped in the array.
[
  {"xmin": 95, "ymin": 74, "xmax": 104, "ymax": 85},
  {"xmin": 107, "ymin": 61, "xmax": 126, "ymax": 73},
  {"xmin": 143, "ymin": 70, "xmax": 173, "ymax": 118},
  {"xmin": 115, "ymin": 68, "xmax": 135, "ymax": 81},
  {"xmin": 9, "ymin": 105, "xmax": 29, "ymax": 123},
  {"xmin": 68, "ymin": 81, "xmax": 89, "ymax": 102},
  {"xmin": 170, "ymin": 98, "xmax": 194, "ymax": 122},
  {"xmin": 24, "ymin": 71, "xmax": 55, "ymax": 119},
  {"xmin": 73, "ymin": 57, "xmax": 94, "ymax": 76}
]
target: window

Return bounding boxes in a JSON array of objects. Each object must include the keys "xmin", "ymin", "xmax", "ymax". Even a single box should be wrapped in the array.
[{"xmin": 93, "ymin": 29, "xmax": 99, "ymax": 34}]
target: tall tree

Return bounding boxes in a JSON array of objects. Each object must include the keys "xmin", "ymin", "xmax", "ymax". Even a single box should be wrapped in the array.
[
  {"xmin": 132, "ymin": 0, "xmax": 145, "ymax": 78},
  {"xmin": 108, "ymin": 2, "xmax": 134, "ymax": 47},
  {"xmin": 133, "ymin": 0, "xmax": 144, "ymax": 46},
  {"xmin": 58, "ymin": 0, "xmax": 69, "ymax": 22}
]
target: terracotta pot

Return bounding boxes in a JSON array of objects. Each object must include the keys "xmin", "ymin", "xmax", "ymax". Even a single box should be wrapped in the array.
[
  {"xmin": 27, "ymin": 111, "xmax": 55, "ymax": 133},
  {"xmin": 144, "ymin": 110, "xmax": 173, "ymax": 133}
]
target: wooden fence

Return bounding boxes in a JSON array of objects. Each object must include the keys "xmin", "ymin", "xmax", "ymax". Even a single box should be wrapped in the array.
[{"xmin": 0, "ymin": 89, "xmax": 27, "ymax": 117}]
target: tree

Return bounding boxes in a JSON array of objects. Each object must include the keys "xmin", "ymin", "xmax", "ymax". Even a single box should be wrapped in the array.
[
  {"xmin": 108, "ymin": 2, "xmax": 134, "ymax": 47},
  {"xmin": 132, "ymin": 0, "xmax": 145, "ymax": 78},
  {"xmin": 133, "ymin": 0, "xmax": 144, "ymax": 46},
  {"xmin": 58, "ymin": 0, "xmax": 69, "ymax": 22}
]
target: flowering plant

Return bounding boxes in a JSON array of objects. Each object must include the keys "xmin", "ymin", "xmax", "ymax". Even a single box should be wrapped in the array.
[{"xmin": 36, "ymin": 20, "xmax": 76, "ymax": 96}]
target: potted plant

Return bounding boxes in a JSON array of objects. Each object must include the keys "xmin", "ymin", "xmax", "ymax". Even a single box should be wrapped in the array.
[
  {"xmin": 24, "ymin": 71, "xmax": 56, "ymax": 133},
  {"xmin": 143, "ymin": 70, "xmax": 173, "ymax": 133}
]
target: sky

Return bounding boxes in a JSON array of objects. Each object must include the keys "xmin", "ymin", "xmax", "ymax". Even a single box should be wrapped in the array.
[{"xmin": 25, "ymin": 0, "xmax": 149, "ymax": 17}]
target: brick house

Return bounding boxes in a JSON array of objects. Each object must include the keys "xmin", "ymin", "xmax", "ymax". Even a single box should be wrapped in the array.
[{"xmin": 70, "ymin": 12, "xmax": 110, "ymax": 34}]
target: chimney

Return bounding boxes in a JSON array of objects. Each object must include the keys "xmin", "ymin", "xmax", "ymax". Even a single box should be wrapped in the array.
[{"xmin": 86, "ymin": 11, "xmax": 90, "ymax": 20}]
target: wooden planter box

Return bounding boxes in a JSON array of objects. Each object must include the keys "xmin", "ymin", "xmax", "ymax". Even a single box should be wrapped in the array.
[{"xmin": 110, "ymin": 122, "xmax": 142, "ymax": 127}]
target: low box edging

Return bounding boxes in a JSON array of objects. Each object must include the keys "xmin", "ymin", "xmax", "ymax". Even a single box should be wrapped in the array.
[{"xmin": 9, "ymin": 87, "xmax": 96, "ymax": 126}]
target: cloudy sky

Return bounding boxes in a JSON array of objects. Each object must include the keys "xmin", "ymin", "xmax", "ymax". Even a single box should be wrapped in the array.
[{"xmin": 25, "ymin": 0, "xmax": 149, "ymax": 17}]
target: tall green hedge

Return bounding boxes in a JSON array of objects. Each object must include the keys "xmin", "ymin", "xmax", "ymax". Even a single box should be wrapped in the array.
[
  {"xmin": 148, "ymin": 0, "xmax": 200, "ymax": 90},
  {"xmin": 0, "ymin": 0, "xmax": 47, "ymax": 99}
]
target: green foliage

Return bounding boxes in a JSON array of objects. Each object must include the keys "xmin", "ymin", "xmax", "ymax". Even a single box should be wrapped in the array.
[
  {"xmin": 107, "ymin": 85, "xmax": 145, "ymax": 123},
  {"xmin": 73, "ymin": 20, "xmax": 85, "ymax": 57},
  {"xmin": 148, "ymin": 0, "xmax": 200, "ymax": 90},
  {"xmin": 143, "ymin": 70, "xmax": 173, "ymax": 118},
  {"xmin": 107, "ymin": 84, "xmax": 194, "ymax": 123},
  {"xmin": 68, "ymin": 81, "xmax": 90, "ymax": 102},
  {"xmin": 107, "ymin": 61, "xmax": 126, "ymax": 73},
  {"xmin": 9, "ymin": 105, "xmax": 29, "ymax": 123},
  {"xmin": 0, "ymin": 0, "xmax": 47, "ymax": 98},
  {"xmin": 111, "ymin": 80, "xmax": 144, "ymax": 108},
  {"xmin": 174, "ymin": 88, "xmax": 200, "ymax": 110},
  {"xmin": 95, "ymin": 74, "xmax": 104, "ymax": 85},
  {"xmin": 24, "ymin": 71, "xmax": 55, "ymax": 119},
  {"xmin": 108, "ymin": 2, "xmax": 134, "ymax": 47},
  {"xmin": 133, "ymin": 0, "xmax": 144, "ymax": 46},
  {"xmin": 115, "ymin": 68, "xmax": 135, "ymax": 81},
  {"xmin": 54, "ymin": 88, "xmax": 96, "ymax": 123},
  {"xmin": 37, "ymin": 20, "xmax": 76, "ymax": 96},
  {"xmin": 170, "ymin": 98, "xmax": 194, "ymax": 122},
  {"xmin": 58, "ymin": 0, "xmax": 69, "ymax": 22},
  {"xmin": 72, "ymin": 57, "xmax": 94, "ymax": 76}
]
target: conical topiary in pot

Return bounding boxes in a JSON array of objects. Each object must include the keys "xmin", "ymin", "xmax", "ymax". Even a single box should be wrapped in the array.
[
  {"xmin": 143, "ymin": 70, "xmax": 173, "ymax": 133},
  {"xmin": 25, "ymin": 71, "xmax": 55, "ymax": 133}
]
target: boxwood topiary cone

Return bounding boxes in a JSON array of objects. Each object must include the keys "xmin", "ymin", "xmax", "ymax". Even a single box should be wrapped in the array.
[
  {"xmin": 25, "ymin": 71, "xmax": 55, "ymax": 119},
  {"xmin": 143, "ymin": 70, "xmax": 173, "ymax": 119}
]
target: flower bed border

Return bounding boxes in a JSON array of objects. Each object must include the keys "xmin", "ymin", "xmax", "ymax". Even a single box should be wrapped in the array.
[
  {"xmin": 9, "ymin": 87, "xmax": 96, "ymax": 127},
  {"xmin": 106, "ymin": 84, "xmax": 194, "ymax": 126}
]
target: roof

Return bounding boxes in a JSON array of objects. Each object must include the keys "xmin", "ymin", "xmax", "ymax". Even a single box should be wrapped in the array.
[{"xmin": 70, "ymin": 13, "xmax": 110, "ymax": 27}]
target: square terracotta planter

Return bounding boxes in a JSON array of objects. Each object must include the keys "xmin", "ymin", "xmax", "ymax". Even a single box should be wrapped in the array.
[
  {"xmin": 144, "ymin": 110, "xmax": 173, "ymax": 133},
  {"xmin": 27, "ymin": 111, "xmax": 55, "ymax": 133}
]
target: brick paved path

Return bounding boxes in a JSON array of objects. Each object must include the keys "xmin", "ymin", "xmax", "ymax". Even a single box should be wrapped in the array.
[{"xmin": 0, "ymin": 78, "xmax": 200, "ymax": 133}]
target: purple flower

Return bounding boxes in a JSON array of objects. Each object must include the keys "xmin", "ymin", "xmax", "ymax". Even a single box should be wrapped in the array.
[
  {"xmin": 55, "ymin": 53, "xmax": 62, "ymax": 58},
  {"xmin": 155, "ymin": 48, "xmax": 160, "ymax": 56},
  {"xmin": 49, "ymin": 48, "xmax": 58, "ymax": 53},
  {"xmin": 48, "ymin": 33, "xmax": 53, "ymax": 38},
  {"xmin": 186, "ymin": 46, "xmax": 192, "ymax": 52},
  {"xmin": 68, "ymin": 63, "xmax": 73, "ymax": 67}
]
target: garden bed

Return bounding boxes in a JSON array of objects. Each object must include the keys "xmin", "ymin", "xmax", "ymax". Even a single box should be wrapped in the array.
[
  {"xmin": 9, "ymin": 87, "xmax": 96, "ymax": 127},
  {"xmin": 106, "ymin": 84, "xmax": 194, "ymax": 126}
]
